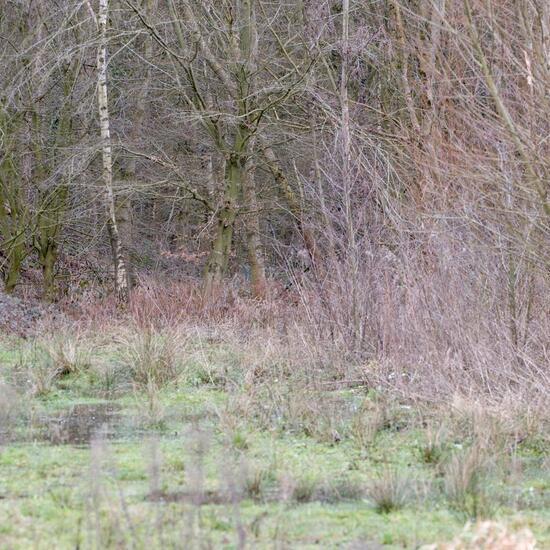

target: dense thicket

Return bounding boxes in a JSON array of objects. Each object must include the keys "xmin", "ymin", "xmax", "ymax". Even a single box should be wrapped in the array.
[{"xmin": 1, "ymin": 0, "xmax": 549, "ymax": 395}]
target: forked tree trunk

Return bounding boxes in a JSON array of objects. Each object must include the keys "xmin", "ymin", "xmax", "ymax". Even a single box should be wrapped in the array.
[
  {"xmin": 25, "ymin": 15, "xmax": 71, "ymax": 302},
  {"xmin": 97, "ymin": 0, "xmax": 129, "ymax": 304},
  {"xmin": 34, "ymin": 153, "xmax": 65, "ymax": 302},
  {"xmin": 202, "ymin": 0, "xmax": 256, "ymax": 299}
]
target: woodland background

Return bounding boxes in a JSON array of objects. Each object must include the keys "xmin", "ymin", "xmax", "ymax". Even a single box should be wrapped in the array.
[
  {"xmin": 2, "ymin": 2, "xmax": 550, "ymax": 547},
  {"xmin": 1, "ymin": 0, "xmax": 550, "ymax": 399}
]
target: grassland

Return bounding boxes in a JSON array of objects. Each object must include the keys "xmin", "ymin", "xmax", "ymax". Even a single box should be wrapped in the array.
[{"xmin": 0, "ymin": 328, "xmax": 549, "ymax": 549}]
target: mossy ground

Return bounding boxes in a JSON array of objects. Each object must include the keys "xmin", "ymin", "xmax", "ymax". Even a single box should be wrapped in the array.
[{"xmin": 0, "ymin": 334, "xmax": 549, "ymax": 549}]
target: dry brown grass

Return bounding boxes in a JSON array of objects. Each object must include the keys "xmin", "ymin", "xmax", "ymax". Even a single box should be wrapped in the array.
[
  {"xmin": 40, "ymin": 332, "xmax": 92, "ymax": 376},
  {"xmin": 116, "ymin": 325, "xmax": 181, "ymax": 388},
  {"xmin": 422, "ymin": 521, "xmax": 537, "ymax": 550},
  {"xmin": 443, "ymin": 443, "xmax": 492, "ymax": 519},
  {"xmin": 52, "ymin": 261, "xmax": 550, "ymax": 425},
  {"xmin": 350, "ymin": 396, "xmax": 388, "ymax": 449},
  {"xmin": 419, "ymin": 423, "xmax": 448, "ymax": 465}
]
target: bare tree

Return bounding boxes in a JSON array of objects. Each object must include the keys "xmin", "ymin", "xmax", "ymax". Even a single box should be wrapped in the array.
[{"xmin": 94, "ymin": 0, "xmax": 130, "ymax": 303}]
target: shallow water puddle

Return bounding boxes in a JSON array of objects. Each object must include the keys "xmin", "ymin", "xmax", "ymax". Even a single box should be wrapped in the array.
[{"xmin": 40, "ymin": 403, "xmax": 121, "ymax": 445}]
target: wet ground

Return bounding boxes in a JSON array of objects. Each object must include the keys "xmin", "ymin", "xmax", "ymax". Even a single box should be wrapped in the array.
[
  {"xmin": 2, "ymin": 401, "xmax": 205, "ymax": 446},
  {"xmin": 39, "ymin": 403, "xmax": 122, "ymax": 445},
  {"xmin": 1, "ymin": 389, "xmax": 549, "ymax": 549},
  {"xmin": 0, "ymin": 402, "xmax": 124, "ymax": 446}
]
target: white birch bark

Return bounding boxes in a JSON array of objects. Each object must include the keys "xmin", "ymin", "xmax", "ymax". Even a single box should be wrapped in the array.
[{"xmin": 97, "ymin": 0, "xmax": 129, "ymax": 303}]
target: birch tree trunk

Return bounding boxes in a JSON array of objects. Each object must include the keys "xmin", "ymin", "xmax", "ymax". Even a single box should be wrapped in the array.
[{"xmin": 97, "ymin": 0, "xmax": 129, "ymax": 304}]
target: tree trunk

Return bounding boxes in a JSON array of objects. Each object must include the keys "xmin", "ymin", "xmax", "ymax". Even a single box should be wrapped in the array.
[
  {"xmin": 3, "ymin": 242, "xmax": 23, "ymax": 294},
  {"xmin": 240, "ymin": 0, "xmax": 266, "ymax": 299},
  {"xmin": 41, "ymin": 242, "xmax": 56, "ymax": 301},
  {"xmin": 37, "ymin": 206, "xmax": 61, "ymax": 302},
  {"xmin": 36, "ymin": 186, "xmax": 67, "ymax": 302},
  {"xmin": 243, "ymin": 148, "xmax": 267, "ymax": 299},
  {"xmin": 116, "ymin": 0, "xmax": 157, "ymax": 287},
  {"xmin": 203, "ymin": 153, "xmax": 241, "ymax": 297},
  {"xmin": 97, "ymin": 0, "xmax": 129, "ymax": 304},
  {"xmin": 340, "ymin": 0, "xmax": 360, "ymax": 343},
  {"xmin": 261, "ymin": 141, "xmax": 318, "ymax": 265},
  {"xmin": 0, "ymin": 131, "xmax": 27, "ymax": 294},
  {"xmin": 33, "ymin": 93, "xmax": 71, "ymax": 302},
  {"xmin": 115, "ymin": 189, "xmax": 133, "ymax": 284}
]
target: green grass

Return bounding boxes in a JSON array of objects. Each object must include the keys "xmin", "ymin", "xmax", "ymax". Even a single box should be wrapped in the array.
[{"xmin": 1, "ymin": 336, "xmax": 549, "ymax": 549}]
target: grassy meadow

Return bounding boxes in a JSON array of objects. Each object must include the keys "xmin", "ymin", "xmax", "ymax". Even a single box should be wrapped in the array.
[{"xmin": 0, "ymin": 325, "xmax": 549, "ymax": 549}]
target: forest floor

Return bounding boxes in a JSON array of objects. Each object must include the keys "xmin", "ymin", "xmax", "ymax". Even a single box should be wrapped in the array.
[{"xmin": 0, "ymin": 327, "xmax": 549, "ymax": 549}]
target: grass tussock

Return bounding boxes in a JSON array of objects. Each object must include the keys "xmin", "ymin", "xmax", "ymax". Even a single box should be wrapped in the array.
[
  {"xmin": 14, "ymin": 331, "xmax": 93, "ymax": 396},
  {"xmin": 367, "ymin": 466, "xmax": 410, "ymax": 514},
  {"xmin": 40, "ymin": 332, "xmax": 92, "ymax": 376},
  {"xmin": 350, "ymin": 396, "xmax": 389, "ymax": 449},
  {"xmin": 420, "ymin": 423, "xmax": 449, "ymax": 465},
  {"xmin": 21, "ymin": 344, "xmax": 60, "ymax": 397},
  {"xmin": 116, "ymin": 326, "xmax": 181, "ymax": 388},
  {"xmin": 443, "ymin": 444, "xmax": 493, "ymax": 519}
]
